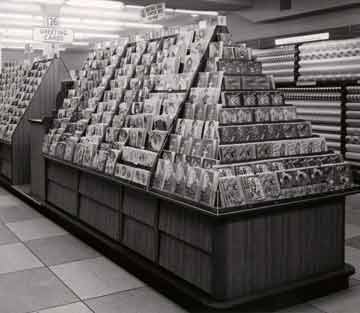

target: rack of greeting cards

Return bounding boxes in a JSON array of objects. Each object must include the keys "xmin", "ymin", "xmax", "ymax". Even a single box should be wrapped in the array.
[
  {"xmin": 0, "ymin": 58, "xmax": 69, "ymax": 186},
  {"xmin": 38, "ymin": 25, "xmax": 358, "ymax": 309}
]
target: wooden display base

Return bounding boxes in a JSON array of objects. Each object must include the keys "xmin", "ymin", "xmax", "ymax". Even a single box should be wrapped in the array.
[{"xmin": 10, "ymin": 156, "xmax": 351, "ymax": 310}]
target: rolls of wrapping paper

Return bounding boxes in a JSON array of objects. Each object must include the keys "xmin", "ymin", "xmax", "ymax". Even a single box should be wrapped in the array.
[
  {"xmin": 299, "ymin": 38, "xmax": 360, "ymax": 82},
  {"xmin": 253, "ymin": 45, "xmax": 295, "ymax": 84},
  {"xmin": 346, "ymin": 86, "xmax": 360, "ymax": 166},
  {"xmin": 279, "ymin": 87, "xmax": 342, "ymax": 152}
]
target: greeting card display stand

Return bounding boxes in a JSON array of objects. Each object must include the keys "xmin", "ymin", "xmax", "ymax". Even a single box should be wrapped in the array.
[
  {"xmin": 41, "ymin": 155, "xmax": 356, "ymax": 309},
  {"xmin": 13, "ymin": 27, "xmax": 358, "ymax": 310},
  {"xmin": 0, "ymin": 58, "xmax": 70, "ymax": 188}
]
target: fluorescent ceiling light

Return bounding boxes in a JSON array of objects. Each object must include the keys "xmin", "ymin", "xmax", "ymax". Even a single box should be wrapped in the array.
[
  {"xmin": 2, "ymin": 38, "xmax": 37, "ymax": 44},
  {"xmin": 165, "ymin": 8, "xmax": 219, "ymax": 16},
  {"xmin": 0, "ymin": 19, "xmax": 42, "ymax": 27},
  {"xmin": 66, "ymin": 0, "xmax": 124, "ymax": 10},
  {"xmin": 60, "ymin": 17, "xmax": 161, "ymax": 30},
  {"xmin": 61, "ymin": 23, "xmax": 119, "ymax": 32},
  {"xmin": 61, "ymin": 6, "xmax": 140, "ymax": 20},
  {"xmin": 275, "ymin": 32, "xmax": 330, "ymax": 45},
  {"xmin": 71, "ymin": 41, "xmax": 89, "ymax": 46},
  {"xmin": 10, "ymin": 0, "xmax": 64, "ymax": 4},
  {"xmin": 75, "ymin": 32, "xmax": 119, "ymax": 39},
  {"xmin": 0, "ymin": 13, "xmax": 42, "ymax": 20},
  {"xmin": 0, "ymin": 2, "xmax": 41, "ymax": 13},
  {"xmin": 0, "ymin": 28, "xmax": 32, "ymax": 38},
  {"xmin": 125, "ymin": 5, "xmax": 144, "ymax": 9}
]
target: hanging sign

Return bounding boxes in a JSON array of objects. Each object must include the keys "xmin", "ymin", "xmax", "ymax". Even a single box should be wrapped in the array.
[
  {"xmin": 142, "ymin": 3, "xmax": 165, "ymax": 21},
  {"xmin": 33, "ymin": 27, "xmax": 74, "ymax": 44}
]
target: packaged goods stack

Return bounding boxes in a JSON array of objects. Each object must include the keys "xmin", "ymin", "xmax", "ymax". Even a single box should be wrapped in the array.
[
  {"xmin": 153, "ymin": 32, "xmax": 354, "ymax": 211},
  {"xmin": 253, "ymin": 45, "xmax": 296, "ymax": 84}
]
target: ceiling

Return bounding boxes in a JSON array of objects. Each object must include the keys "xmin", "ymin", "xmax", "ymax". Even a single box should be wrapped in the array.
[
  {"xmin": 123, "ymin": 0, "xmax": 252, "ymax": 12},
  {"xmin": 0, "ymin": 0, "xmax": 247, "ymax": 52}
]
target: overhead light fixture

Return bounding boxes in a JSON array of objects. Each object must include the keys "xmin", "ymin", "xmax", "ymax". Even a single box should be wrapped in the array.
[
  {"xmin": 61, "ymin": 6, "xmax": 140, "ymax": 20},
  {"xmin": 0, "ymin": 13, "xmax": 43, "ymax": 21},
  {"xmin": 275, "ymin": 32, "xmax": 330, "ymax": 45},
  {"xmin": 0, "ymin": 19, "xmax": 42, "ymax": 27},
  {"xmin": 61, "ymin": 23, "xmax": 119, "ymax": 32},
  {"xmin": 66, "ymin": 0, "xmax": 124, "ymax": 10},
  {"xmin": 125, "ymin": 5, "xmax": 144, "ymax": 9},
  {"xmin": 0, "ymin": 28, "xmax": 32, "ymax": 38},
  {"xmin": 0, "ymin": 2, "xmax": 41, "ymax": 13},
  {"xmin": 71, "ymin": 41, "xmax": 89, "ymax": 46},
  {"xmin": 75, "ymin": 32, "xmax": 119, "ymax": 39},
  {"xmin": 166, "ymin": 8, "xmax": 219, "ymax": 16},
  {"xmin": 10, "ymin": 0, "xmax": 64, "ymax": 4}
]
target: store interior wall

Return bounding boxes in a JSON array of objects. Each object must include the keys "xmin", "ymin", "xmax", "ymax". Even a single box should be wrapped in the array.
[
  {"xmin": 1, "ymin": 49, "xmax": 43, "ymax": 67},
  {"xmin": 1, "ymin": 48, "xmax": 88, "ymax": 71},
  {"xmin": 228, "ymin": 2, "xmax": 360, "ymax": 41},
  {"xmin": 59, "ymin": 50, "xmax": 89, "ymax": 71}
]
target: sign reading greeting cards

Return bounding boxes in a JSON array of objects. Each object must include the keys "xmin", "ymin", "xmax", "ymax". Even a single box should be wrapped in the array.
[
  {"xmin": 142, "ymin": 3, "xmax": 165, "ymax": 21},
  {"xmin": 33, "ymin": 16, "xmax": 74, "ymax": 44}
]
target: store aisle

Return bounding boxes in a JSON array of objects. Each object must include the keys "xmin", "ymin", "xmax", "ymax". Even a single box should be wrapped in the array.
[{"xmin": 0, "ymin": 187, "xmax": 359, "ymax": 313}]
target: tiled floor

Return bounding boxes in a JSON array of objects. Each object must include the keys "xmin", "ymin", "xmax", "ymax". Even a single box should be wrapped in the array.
[{"xmin": 0, "ymin": 188, "xmax": 359, "ymax": 313}]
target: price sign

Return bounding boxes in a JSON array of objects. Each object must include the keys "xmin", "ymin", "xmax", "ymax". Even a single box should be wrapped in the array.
[
  {"xmin": 33, "ymin": 27, "xmax": 74, "ymax": 44},
  {"xmin": 142, "ymin": 3, "xmax": 165, "ymax": 21}
]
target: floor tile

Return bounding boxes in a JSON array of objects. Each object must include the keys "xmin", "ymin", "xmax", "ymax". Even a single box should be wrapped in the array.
[
  {"xmin": 350, "ymin": 278, "xmax": 360, "ymax": 288},
  {"xmin": 0, "ymin": 242, "xmax": 43, "ymax": 274},
  {"xmin": 347, "ymin": 195, "xmax": 360, "ymax": 211},
  {"xmin": 86, "ymin": 287, "xmax": 186, "ymax": 313},
  {"xmin": 311, "ymin": 285, "xmax": 360, "ymax": 313},
  {"xmin": 50, "ymin": 257, "xmax": 144, "ymax": 300},
  {"xmin": 0, "ymin": 267, "xmax": 77, "ymax": 313},
  {"xmin": 276, "ymin": 304, "xmax": 324, "ymax": 313},
  {"xmin": 345, "ymin": 224, "xmax": 360, "ymax": 239},
  {"xmin": 346, "ymin": 246, "xmax": 360, "ymax": 280},
  {"xmin": 346, "ymin": 235, "xmax": 360, "ymax": 249},
  {"xmin": 26, "ymin": 234, "xmax": 100, "ymax": 266},
  {"xmin": 346, "ymin": 209, "xmax": 360, "ymax": 227},
  {"xmin": 0, "ymin": 194, "xmax": 29, "ymax": 207},
  {"xmin": 0, "ymin": 201, "xmax": 42, "ymax": 223},
  {"xmin": 37, "ymin": 302, "xmax": 93, "ymax": 313},
  {"xmin": 6, "ymin": 218, "xmax": 67, "ymax": 241},
  {"xmin": 0, "ymin": 222, "xmax": 18, "ymax": 246}
]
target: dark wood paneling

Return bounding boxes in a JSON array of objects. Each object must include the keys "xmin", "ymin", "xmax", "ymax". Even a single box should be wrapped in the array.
[
  {"xmin": 30, "ymin": 123, "xmax": 47, "ymax": 201},
  {"xmin": 159, "ymin": 233, "xmax": 212, "ymax": 293},
  {"xmin": 0, "ymin": 144, "xmax": 11, "ymax": 162},
  {"xmin": 0, "ymin": 160, "xmax": 11, "ymax": 180},
  {"xmin": 79, "ymin": 172, "xmax": 121, "ymax": 211},
  {"xmin": 123, "ymin": 189, "xmax": 158, "ymax": 226},
  {"xmin": 213, "ymin": 199, "xmax": 345, "ymax": 299},
  {"xmin": 29, "ymin": 58, "xmax": 70, "ymax": 119},
  {"xmin": 48, "ymin": 161, "xmax": 78, "ymax": 190},
  {"xmin": 159, "ymin": 201, "xmax": 213, "ymax": 253},
  {"xmin": 47, "ymin": 181, "xmax": 77, "ymax": 216},
  {"xmin": 123, "ymin": 216, "xmax": 156, "ymax": 261},
  {"xmin": 79, "ymin": 196, "xmax": 120, "ymax": 240}
]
